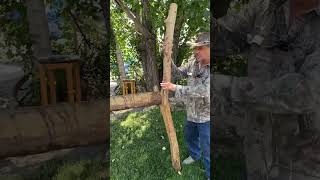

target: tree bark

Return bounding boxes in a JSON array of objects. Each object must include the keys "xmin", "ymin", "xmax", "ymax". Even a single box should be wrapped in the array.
[
  {"xmin": 100, "ymin": 0, "xmax": 110, "ymax": 35},
  {"xmin": 138, "ymin": 35, "xmax": 159, "ymax": 91},
  {"xmin": 25, "ymin": 0, "xmax": 51, "ymax": 58},
  {"xmin": 111, "ymin": 25, "xmax": 126, "ymax": 81},
  {"xmin": 110, "ymin": 92, "xmax": 161, "ymax": 111},
  {"xmin": 114, "ymin": 0, "xmax": 150, "ymax": 36},
  {"xmin": 72, "ymin": 22, "xmax": 79, "ymax": 54},
  {"xmin": 115, "ymin": 42, "xmax": 126, "ymax": 81},
  {"xmin": 159, "ymin": 3, "xmax": 181, "ymax": 172},
  {"xmin": 0, "ymin": 100, "xmax": 108, "ymax": 158},
  {"xmin": 172, "ymin": 11, "xmax": 185, "ymax": 65},
  {"xmin": 134, "ymin": 0, "xmax": 159, "ymax": 91}
]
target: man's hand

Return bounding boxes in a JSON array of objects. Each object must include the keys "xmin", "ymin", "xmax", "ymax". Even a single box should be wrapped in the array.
[{"xmin": 160, "ymin": 81, "xmax": 177, "ymax": 91}]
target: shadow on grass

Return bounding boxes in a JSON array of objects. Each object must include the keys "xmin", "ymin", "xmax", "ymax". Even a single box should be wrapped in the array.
[{"xmin": 110, "ymin": 107, "xmax": 207, "ymax": 180}]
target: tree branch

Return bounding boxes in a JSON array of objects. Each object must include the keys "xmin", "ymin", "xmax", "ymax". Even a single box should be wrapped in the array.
[
  {"xmin": 67, "ymin": 9, "xmax": 95, "ymax": 50},
  {"xmin": 114, "ymin": 0, "xmax": 151, "ymax": 36}
]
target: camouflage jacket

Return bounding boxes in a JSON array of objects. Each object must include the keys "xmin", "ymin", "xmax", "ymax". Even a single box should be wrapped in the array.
[
  {"xmin": 172, "ymin": 57, "xmax": 210, "ymax": 123},
  {"xmin": 213, "ymin": 0, "xmax": 320, "ymax": 115},
  {"xmin": 211, "ymin": 0, "xmax": 320, "ymax": 180},
  {"xmin": 212, "ymin": 1, "xmax": 320, "ymax": 178}
]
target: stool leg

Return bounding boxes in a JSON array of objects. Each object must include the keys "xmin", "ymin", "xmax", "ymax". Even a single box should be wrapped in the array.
[
  {"xmin": 38, "ymin": 64, "xmax": 48, "ymax": 105},
  {"xmin": 133, "ymin": 82, "xmax": 136, "ymax": 94},
  {"xmin": 122, "ymin": 82, "xmax": 125, "ymax": 95},
  {"xmin": 66, "ymin": 64, "xmax": 75, "ymax": 104},
  {"xmin": 47, "ymin": 70, "xmax": 56, "ymax": 104},
  {"xmin": 130, "ymin": 82, "xmax": 133, "ymax": 94},
  {"xmin": 126, "ymin": 83, "xmax": 128, "ymax": 95},
  {"xmin": 74, "ymin": 62, "xmax": 81, "ymax": 102}
]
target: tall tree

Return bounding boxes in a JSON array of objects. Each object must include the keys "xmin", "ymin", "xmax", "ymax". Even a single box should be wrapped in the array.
[
  {"xmin": 114, "ymin": 0, "xmax": 160, "ymax": 91},
  {"xmin": 111, "ymin": 0, "xmax": 209, "ymax": 89},
  {"xmin": 25, "ymin": 0, "xmax": 51, "ymax": 58},
  {"xmin": 111, "ymin": 25, "xmax": 126, "ymax": 81}
]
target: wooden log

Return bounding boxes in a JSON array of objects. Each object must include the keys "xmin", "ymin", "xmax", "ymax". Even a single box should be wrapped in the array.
[
  {"xmin": 159, "ymin": 3, "xmax": 181, "ymax": 172},
  {"xmin": 0, "ymin": 100, "xmax": 108, "ymax": 159},
  {"xmin": 110, "ymin": 92, "xmax": 161, "ymax": 111}
]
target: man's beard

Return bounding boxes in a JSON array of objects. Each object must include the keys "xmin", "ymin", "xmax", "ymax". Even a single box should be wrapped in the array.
[
  {"xmin": 195, "ymin": 55, "xmax": 203, "ymax": 62},
  {"xmin": 195, "ymin": 55, "xmax": 209, "ymax": 65}
]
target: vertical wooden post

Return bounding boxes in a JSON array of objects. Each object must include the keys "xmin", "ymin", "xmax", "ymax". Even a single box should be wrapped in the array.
[
  {"xmin": 132, "ymin": 81, "xmax": 136, "ymax": 94},
  {"xmin": 74, "ymin": 62, "xmax": 82, "ymax": 102},
  {"xmin": 122, "ymin": 81, "xmax": 125, "ymax": 95},
  {"xmin": 159, "ymin": 3, "xmax": 181, "ymax": 172},
  {"xmin": 66, "ymin": 64, "xmax": 75, "ymax": 104},
  {"xmin": 47, "ymin": 69, "xmax": 56, "ymax": 104},
  {"xmin": 38, "ymin": 64, "xmax": 48, "ymax": 105},
  {"xmin": 125, "ymin": 82, "xmax": 127, "ymax": 95}
]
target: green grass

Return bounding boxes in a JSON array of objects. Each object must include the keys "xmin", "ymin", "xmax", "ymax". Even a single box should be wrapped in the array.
[
  {"xmin": 110, "ymin": 107, "xmax": 207, "ymax": 180},
  {"xmin": 111, "ymin": 107, "xmax": 247, "ymax": 180}
]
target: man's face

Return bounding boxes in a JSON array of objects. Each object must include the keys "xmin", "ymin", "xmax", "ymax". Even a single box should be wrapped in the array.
[{"xmin": 193, "ymin": 45, "xmax": 210, "ymax": 64}]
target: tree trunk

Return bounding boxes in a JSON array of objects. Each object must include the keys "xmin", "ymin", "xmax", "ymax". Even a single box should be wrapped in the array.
[
  {"xmin": 115, "ymin": 0, "xmax": 159, "ymax": 91},
  {"xmin": 172, "ymin": 11, "xmax": 185, "ymax": 65},
  {"xmin": 140, "ymin": 0, "xmax": 160, "ymax": 91},
  {"xmin": 160, "ymin": 3, "xmax": 181, "ymax": 172},
  {"xmin": 0, "ymin": 100, "xmax": 108, "ymax": 158},
  {"xmin": 110, "ymin": 23, "xmax": 126, "ymax": 82},
  {"xmin": 115, "ymin": 42, "xmax": 126, "ymax": 81},
  {"xmin": 110, "ymin": 92, "xmax": 161, "ymax": 111},
  {"xmin": 72, "ymin": 22, "xmax": 79, "ymax": 54},
  {"xmin": 100, "ymin": 0, "xmax": 110, "ymax": 42},
  {"xmin": 25, "ymin": 0, "xmax": 51, "ymax": 58},
  {"xmin": 138, "ymin": 35, "xmax": 159, "ymax": 91}
]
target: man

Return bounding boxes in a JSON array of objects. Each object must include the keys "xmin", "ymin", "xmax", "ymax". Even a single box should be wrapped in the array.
[
  {"xmin": 160, "ymin": 32, "xmax": 210, "ymax": 179},
  {"xmin": 212, "ymin": 0, "xmax": 320, "ymax": 179}
]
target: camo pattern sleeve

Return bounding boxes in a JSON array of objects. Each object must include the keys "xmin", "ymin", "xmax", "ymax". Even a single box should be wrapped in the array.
[
  {"xmin": 171, "ymin": 57, "xmax": 194, "ymax": 81},
  {"xmin": 174, "ymin": 60, "xmax": 210, "ymax": 123}
]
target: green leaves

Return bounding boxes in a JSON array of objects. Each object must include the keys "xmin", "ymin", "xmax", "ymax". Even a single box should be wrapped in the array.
[
  {"xmin": 111, "ymin": 0, "xmax": 210, "ymax": 82},
  {"xmin": 0, "ymin": 1, "xmax": 32, "ymax": 68}
]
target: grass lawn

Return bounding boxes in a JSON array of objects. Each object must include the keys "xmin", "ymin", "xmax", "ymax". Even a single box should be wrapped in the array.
[
  {"xmin": 110, "ymin": 107, "xmax": 207, "ymax": 180},
  {"xmin": 111, "ymin": 107, "xmax": 247, "ymax": 180}
]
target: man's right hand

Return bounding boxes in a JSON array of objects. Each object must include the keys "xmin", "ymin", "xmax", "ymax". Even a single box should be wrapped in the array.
[{"xmin": 160, "ymin": 81, "xmax": 177, "ymax": 92}]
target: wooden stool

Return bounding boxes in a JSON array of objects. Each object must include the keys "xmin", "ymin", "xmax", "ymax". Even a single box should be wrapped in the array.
[
  {"xmin": 122, "ymin": 79, "xmax": 136, "ymax": 95},
  {"xmin": 38, "ymin": 55, "xmax": 81, "ymax": 105}
]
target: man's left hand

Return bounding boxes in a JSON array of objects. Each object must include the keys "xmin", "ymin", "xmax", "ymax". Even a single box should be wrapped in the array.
[{"xmin": 160, "ymin": 82, "xmax": 177, "ymax": 91}]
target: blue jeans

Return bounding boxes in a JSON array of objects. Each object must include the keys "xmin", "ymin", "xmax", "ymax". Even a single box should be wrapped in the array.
[{"xmin": 184, "ymin": 120, "xmax": 210, "ymax": 179}]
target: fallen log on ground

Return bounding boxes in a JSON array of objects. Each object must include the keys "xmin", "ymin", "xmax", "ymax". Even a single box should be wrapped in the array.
[
  {"xmin": 110, "ymin": 92, "xmax": 161, "ymax": 111},
  {"xmin": 0, "ymin": 100, "xmax": 108, "ymax": 159}
]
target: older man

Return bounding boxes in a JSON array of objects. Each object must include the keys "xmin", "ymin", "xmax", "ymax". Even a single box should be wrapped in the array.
[{"xmin": 160, "ymin": 32, "xmax": 210, "ymax": 179}]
